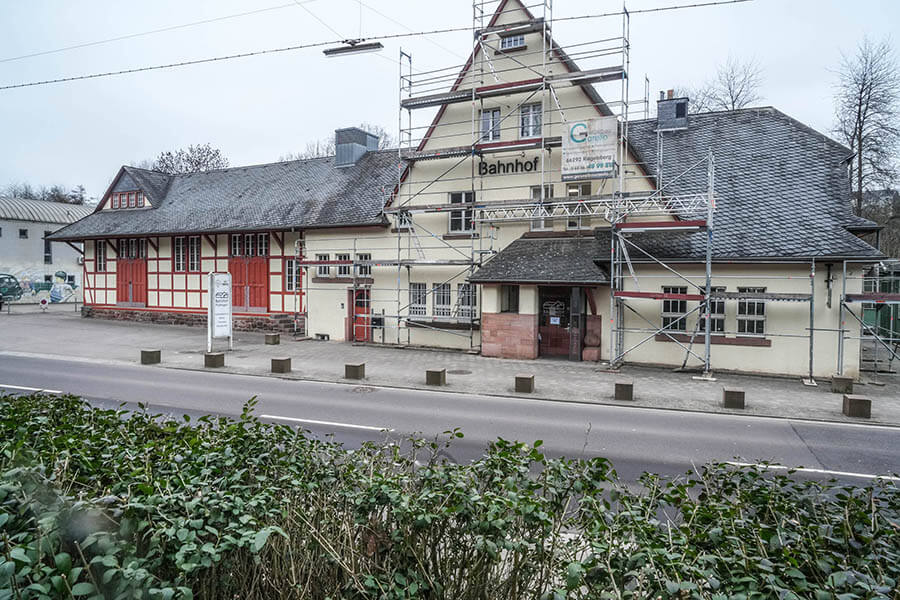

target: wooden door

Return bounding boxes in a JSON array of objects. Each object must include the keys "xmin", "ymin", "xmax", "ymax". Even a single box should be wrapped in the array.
[
  {"xmin": 116, "ymin": 256, "xmax": 147, "ymax": 305},
  {"xmin": 353, "ymin": 290, "xmax": 371, "ymax": 342},
  {"xmin": 117, "ymin": 259, "xmax": 130, "ymax": 301},
  {"xmin": 538, "ymin": 288, "xmax": 571, "ymax": 357},
  {"xmin": 247, "ymin": 257, "xmax": 268, "ymax": 309},
  {"xmin": 229, "ymin": 259, "xmax": 247, "ymax": 308}
]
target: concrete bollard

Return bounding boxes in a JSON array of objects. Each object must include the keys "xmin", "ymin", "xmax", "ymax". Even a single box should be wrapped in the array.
[
  {"xmin": 425, "ymin": 368, "xmax": 446, "ymax": 386},
  {"xmin": 722, "ymin": 387, "xmax": 745, "ymax": 409},
  {"xmin": 345, "ymin": 363, "xmax": 365, "ymax": 380},
  {"xmin": 515, "ymin": 374, "xmax": 535, "ymax": 393},
  {"xmin": 271, "ymin": 357, "xmax": 291, "ymax": 374},
  {"xmin": 842, "ymin": 394, "xmax": 871, "ymax": 418},
  {"xmin": 265, "ymin": 333, "xmax": 281, "ymax": 345},
  {"xmin": 204, "ymin": 352, "xmax": 225, "ymax": 368},
  {"xmin": 831, "ymin": 376, "xmax": 853, "ymax": 394},
  {"xmin": 141, "ymin": 349, "xmax": 161, "ymax": 365},
  {"xmin": 614, "ymin": 378, "xmax": 634, "ymax": 401}
]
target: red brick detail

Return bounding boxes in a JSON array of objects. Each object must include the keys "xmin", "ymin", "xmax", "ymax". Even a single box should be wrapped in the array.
[
  {"xmin": 481, "ymin": 312, "xmax": 538, "ymax": 359},
  {"xmin": 81, "ymin": 306, "xmax": 305, "ymax": 334}
]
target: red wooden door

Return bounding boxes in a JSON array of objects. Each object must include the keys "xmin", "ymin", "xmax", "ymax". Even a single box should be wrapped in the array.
[
  {"xmin": 117, "ymin": 259, "xmax": 130, "ymax": 301},
  {"xmin": 117, "ymin": 258, "xmax": 147, "ymax": 304},
  {"xmin": 229, "ymin": 259, "xmax": 247, "ymax": 308},
  {"xmin": 353, "ymin": 290, "xmax": 371, "ymax": 342},
  {"xmin": 229, "ymin": 257, "xmax": 268, "ymax": 310}
]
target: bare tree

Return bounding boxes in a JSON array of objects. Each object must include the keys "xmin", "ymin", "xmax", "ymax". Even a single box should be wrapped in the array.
[
  {"xmin": 149, "ymin": 143, "xmax": 230, "ymax": 174},
  {"xmin": 280, "ymin": 123, "xmax": 395, "ymax": 161},
  {"xmin": 834, "ymin": 37, "xmax": 900, "ymax": 214},
  {"xmin": 674, "ymin": 57, "xmax": 763, "ymax": 114},
  {"xmin": 2, "ymin": 181, "xmax": 87, "ymax": 204}
]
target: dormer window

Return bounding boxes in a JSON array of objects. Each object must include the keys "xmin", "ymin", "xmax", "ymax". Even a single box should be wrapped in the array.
[
  {"xmin": 110, "ymin": 191, "xmax": 145, "ymax": 209},
  {"xmin": 500, "ymin": 34, "xmax": 525, "ymax": 50}
]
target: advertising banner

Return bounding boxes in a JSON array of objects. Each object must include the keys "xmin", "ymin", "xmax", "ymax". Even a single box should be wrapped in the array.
[{"xmin": 561, "ymin": 116, "xmax": 618, "ymax": 180}]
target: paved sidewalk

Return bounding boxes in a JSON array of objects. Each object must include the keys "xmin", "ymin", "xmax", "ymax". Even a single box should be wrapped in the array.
[{"xmin": 2, "ymin": 306, "xmax": 899, "ymax": 425}]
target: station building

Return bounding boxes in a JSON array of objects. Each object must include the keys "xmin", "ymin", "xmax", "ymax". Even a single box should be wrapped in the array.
[{"xmin": 49, "ymin": 0, "xmax": 888, "ymax": 379}]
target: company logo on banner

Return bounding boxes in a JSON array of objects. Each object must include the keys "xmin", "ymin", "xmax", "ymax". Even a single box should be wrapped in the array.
[
  {"xmin": 209, "ymin": 272, "xmax": 232, "ymax": 339},
  {"xmin": 561, "ymin": 117, "xmax": 618, "ymax": 180}
]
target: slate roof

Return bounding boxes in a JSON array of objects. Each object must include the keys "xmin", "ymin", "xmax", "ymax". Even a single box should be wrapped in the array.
[
  {"xmin": 469, "ymin": 236, "xmax": 609, "ymax": 284},
  {"xmin": 0, "ymin": 197, "xmax": 92, "ymax": 224},
  {"xmin": 48, "ymin": 151, "xmax": 401, "ymax": 241},
  {"xmin": 612, "ymin": 107, "xmax": 882, "ymax": 261}
]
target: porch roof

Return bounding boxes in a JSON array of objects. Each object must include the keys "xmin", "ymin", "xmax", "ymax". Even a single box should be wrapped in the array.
[{"xmin": 470, "ymin": 236, "xmax": 609, "ymax": 285}]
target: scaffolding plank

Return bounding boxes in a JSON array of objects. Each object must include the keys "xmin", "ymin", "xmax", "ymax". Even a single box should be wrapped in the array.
[
  {"xmin": 401, "ymin": 137, "xmax": 562, "ymax": 161},
  {"xmin": 475, "ymin": 17, "xmax": 546, "ymax": 38},
  {"xmin": 846, "ymin": 293, "xmax": 900, "ymax": 304},
  {"xmin": 711, "ymin": 292, "xmax": 811, "ymax": 302},
  {"xmin": 614, "ymin": 291, "xmax": 705, "ymax": 301}
]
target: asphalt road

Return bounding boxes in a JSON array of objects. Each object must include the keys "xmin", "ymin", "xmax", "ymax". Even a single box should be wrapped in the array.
[{"xmin": 1, "ymin": 353, "xmax": 898, "ymax": 484}]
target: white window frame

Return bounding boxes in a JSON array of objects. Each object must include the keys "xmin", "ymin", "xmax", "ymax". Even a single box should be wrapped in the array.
[
  {"xmin": 457, "ymin": 283, "xmax": 476, "ymax": 319},
  {"xmin": 188, "ymin": 236, "xmax": 201, "ymax": 272},
  {"xmin": 244, "ymin": 233, "xmax": 257, "ymax": 257},
  {"xmin": 285, "ymin": 258, "xmax": 302, "ymax": 292},
  {"xmin": 661, "ymin": 286, "xmax": 688, "ymax": 332},
  {"xmin": 500, "ymin": 33, "xmax": 525, "ymax": 50},
  {"xmin": 231, "ymin": 234, "xmax": 243, "ymax": 257},
  {"xmin": 356, "ymin": 253, "xmax": 371, "ymax": 277},
  {"xmin": 409, "ymin": 283, "xmax": 427, "ymax": 316},
  {"xmin": 316, "ymin": 254, "xmax": 330, "ymax": 277},
  {"xmin": 433, "ymin": 283, "xmax": 451, "ymax": 317},
  {"xmin": 737, "ymin": 287, "xmax": 766, "ymax": 336},
  {"xmin": 698, "ymin": 286, "xmax": 725, "ymax": 335},
  {"xmin": 174, "ymin": 236, "xmax": 186, "ymax": 272},
  {"xmin": 257, "ymin": 233, "xmax": 269, "ymax": 257},
  {"xmin": 566, "ymin": 182, "xmax": 592, "ymax": 230},
  {"xmin": 449, "ymin": 191, "xmax": 475, "ymax": 233},
  {"xmin": 337, "ymin": 253, "xmax": 351, "ymax": 277},
  {"xmin": 520, "ymin": 103, "xmax": 542, "ymax": 138},
  {"xmin": 480, "ymin": 108, "xmax": 501, "ymax": 142},
  {"xmin": 95, "ymin": 240, "xmax": 107, "ymax": 272},
  {"xmin": 530, "ymin": 185, "xmax": 553, "ymax": 231}
]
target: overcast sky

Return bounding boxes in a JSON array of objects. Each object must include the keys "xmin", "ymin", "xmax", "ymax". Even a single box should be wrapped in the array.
[{"xmin": 1, "ymin": 0, "xmax": 897, "ymax": 200}]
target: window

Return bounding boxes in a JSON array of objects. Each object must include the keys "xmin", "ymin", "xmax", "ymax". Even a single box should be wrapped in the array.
[
  {"xmin": 675, "ymin": 101, "xmax": 687, "ymax": 119},
  {"xmin": 244, "ymin": 234, "xmax": 257, "ymax": 257},
  {"xmin": 449, "ymin": 191, "xmax": 475, "ymax": 232},
  {"xmin": 257, "ymin": 233, "xmax": 269, "ymax": 257},
  {"xmin": 520, "ymin": 103, "xmax": 542, "ymax": 138},
  {"xmin": 285, "ymin": 258, "xmax": 302, "ymax": 291},
  {"xmin": 500, "ymin": 285, "xmax": 519, "ymax": 313},
  {"xmin": 174, "ymin": 237, "xmax": 186, "ymax": 272},
  {"xmin": 231, "ymin": 234, "xmax": 243, "ymax": 257},
  {"xmin": 566, "ymin": 182, "xmax": 592, "ymax": 230},
  {"xmin": 661, "ymin": 286, "xmax": 688, "ymax": 331},
  {"xmin": 136, "ymin": 192, "xmax": 145, "ymax": 208},
  {"xmin": 410, "ymin": 283, "xmax": 427, "ymax": 316},
  {"xmin": 457, "ymin": 283, "xmax": 477, "ymax": 319},
  {"xmin": 737, "ymin": 287, "xmax": 766, "ymax": 336},
  {"xmin": 500, "ymin": 34, "xmax": 525, "ymax": 50},
  {"xmin": 396, "ymin": 210, "xmax": 412, "ymax": 231},
  {"xmin": 188, "ymin": 236, "xmax": 201, "ymax": 272},
  {"xmin": 117, "ymin": 239, "xmax": 127, "ymax": 258},
  {"xmin": 356, "ymin": 253, "xmax": 371, "ymax": 277},
  {"xmin": 95, "ymin": 240, "xmax": 107, "ymax": 272},
  {"xmin": 480, "ymin": 108, "xmax": 501, "ymax": 142},
  {"xmin": 138, "ymin": 238, "xmax": 147, "ymax": 259},
  {"xmin": 111, "ymin": 194, "xmax": 119, "ymax": 209},
  {"xmin": 530, "ymin": 185, "xmax": 553, "ymax": 231},
  {"xmin": 44, "ymin": 231, "xmax": 52, "ymax": 264},
  {"xmin": 316, "ymin": 254, "xmax": 330, "ymax": 277},
  {"xmin": 19, "ymin": 229, "xmax": 28, "ymax": 239},
  {"xmin": 129, "ymin": 238, "xmax": 138, "ymax": 259},
  {"xmin": 128, "ymin": 192, "xmax": 136, "ymax": 208},
  {"xmin": 337, "ymin": 253, "xmax": 351, "ymax": 277},
  {"xmin": 433, "ymin": 283, "xmax": 451, "ymax": 317},
  {"xmin": 698, "ymin": 287, "xmax": 725, "ymax": 334}
]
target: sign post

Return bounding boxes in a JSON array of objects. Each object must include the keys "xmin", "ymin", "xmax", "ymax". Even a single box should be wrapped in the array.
[
  {"xmin": 561, "ymin": 116, "xmax": 618, "ymax": 180},
  {"xmin": 208, "ymin": 272, "xmax": 233, "ymax": 352}
]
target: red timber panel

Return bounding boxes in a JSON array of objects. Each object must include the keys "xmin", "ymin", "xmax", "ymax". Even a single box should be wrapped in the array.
[
  {"xmin": 229, "ymin": 258, "xmax": 247, "ymax": 308},
  {"xmin": 132, "ymin": 259, "xmax": 147, "ymax": 304},
  {"xmin": 248, "ymin": 257, "xmax": 268, "ymax": 309},
  {"xmin": 117, "ymin": 260, "xmax": 130, "ymax": 300}
]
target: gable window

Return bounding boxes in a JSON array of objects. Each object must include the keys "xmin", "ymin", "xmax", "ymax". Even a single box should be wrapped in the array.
[
  {"xmin": 480, "ymin": 108, "xmax": 501, "ymax": 142},
  {"xmin": 44, "ymin": 231, "xmax": 52, "ymax": 264},
  {"xmin": 231, "ymin": 234, "xmax": 243, "ymax": 257},
  {"xmin": 698, "ymin": 287, "xmax": 725, "ymax": 334},
  {"xmin": 410, "ymin": 283, "xmax": 427, "ymax": 316},
  {"xmin": 433, "ymin": 283, "xmax": 451, "ymax": 317},
  {"xmin": 500, "ymin": 34, "xmax": 525, "ymax": 50},
  {"xmin": 530, "ymin": 185, "xmax": 553, "ymax": 231},
  {"xmin": 661, "ymin": 286, "xmax": 688, "ymax": 331},
  {"xmin": 737, "ymin": 287, "xmax": 766, "ymax": 335},
  {"xmin": 136, "ymin": 192, "xmax": 145, "ymax": 208},
  {"xmin": 174, "ymin": 237, "xmax": 186, "ymax": 272},
  {"xmin": 188, "ymin": 236, "xmax": 201, "ymax": 272},
  {"xmin": 285, "ymin": 258, "xmax": 302, "ymax": 292},
  {"xmin": 566, "ymin": 182, "xmax": 592, "ymax": 230},
  {"xmin": 95, "ymin": 240, "xmax": 107, "ymax": 272},
  {"xmin": 337, "ymin": 253, "xmax": 351, "ymax": 277},
  {"xmin": 500, "ymin": 285, "xmax": 519, "ymax": 313},
  {"xmin": 19, "ymin": 229, "xmax": 28, "ymax": 239},
  {"xmin": 316, "ymin": 254, "xmax": 330, "ymax": 277},
  {"xmin": 111, "ymin": 194, "xmax": 119, "ymax": 209},
  {"xmin": 520, "ymin": 103, "xmax": 542, "ymax": 138},
  {"xmin": 128, "ymin": 192, "xmax": 136, "ymax": 208},
  {"xmin": 449, "ymin": 191, "xmax": 475, "ymax": 233},
  {"xmin": 356, "ymin": 253, "xmax": 371, "ymax": 277},
  {"xmin": 457, "ymin": 283, "xmax": 477, "ymax": 319}
]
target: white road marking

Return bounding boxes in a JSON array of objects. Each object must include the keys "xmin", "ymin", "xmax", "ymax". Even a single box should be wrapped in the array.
[
  {"xmin": 0, "ymin": 383, "xmax": 63, "ymax": 394},
  {"xmin": 261, "ymin": 414, "xmax": 393, "ymax": 432},
  {"xmin": 726, "ymin": 461, "xmax": 900, "ymax": 482}
]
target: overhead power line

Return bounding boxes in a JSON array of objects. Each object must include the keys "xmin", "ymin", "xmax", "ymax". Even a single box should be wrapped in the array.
[{"xmin": 0, "ymin": 0, "xmax": 754, "ymax": 92}]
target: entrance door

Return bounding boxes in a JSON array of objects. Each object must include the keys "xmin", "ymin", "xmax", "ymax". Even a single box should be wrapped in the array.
[
  {"xmin": 116, "ymin": 239, "xmax": 147, "ymax": 305},
  {"xmin": 229, "ymin": 233, "xmax": 269, "ymax": 312},
  {"xmin": 539, "ymin": 288, "xmax": 571, "ymax": 357},
  {"xmin": 352, "ymin": 289, "xmax": 371, "ymax": 342}
]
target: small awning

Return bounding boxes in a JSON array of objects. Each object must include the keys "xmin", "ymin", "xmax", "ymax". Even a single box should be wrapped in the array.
[{"xmin": 470, "ymin": 235, "xmax": 609, "ymax": 285}]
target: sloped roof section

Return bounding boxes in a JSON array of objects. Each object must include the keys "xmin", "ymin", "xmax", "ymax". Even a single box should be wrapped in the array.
[
  {"xmin": 122, "ymin": 167, "xmax": 171, "ymax": 207},
  {"xmin": 49, "ymin": 151, "xmax": 402, "ymax": 240},
  {"xmin": 620, "ymin": 107, "xmax": 882, "ymax": 260},
  {"xmin": 0, "ymin": 197, "xmax": 92, "ymax": 224},
  {"xmin": 471, "ymin": 236, "xmax": 609, "ymax": 284}
]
